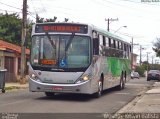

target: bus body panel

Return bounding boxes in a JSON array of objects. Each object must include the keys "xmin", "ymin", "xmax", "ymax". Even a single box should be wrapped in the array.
[
  {"xmin": 91, "ymin": 56, "xmax": 131, "ymax": 91},
  {"xmin": 29, "ymin": 64, "xmax": 97, "ymax": 94},
  {"xmin": 29, "ymin": 78, "xmax": 93, "ymax": 94}
]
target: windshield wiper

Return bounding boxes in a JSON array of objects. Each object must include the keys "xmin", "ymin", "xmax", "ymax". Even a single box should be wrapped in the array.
[
  {"xmin": 45, "ymin": 32, "xmax": 56, "ymax": 48},
  {"xmin": 65, "ymin": 32, "xmax": 75, "ymax": 51}
]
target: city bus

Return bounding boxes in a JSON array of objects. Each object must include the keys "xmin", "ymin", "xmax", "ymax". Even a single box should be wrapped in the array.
[{"xmin": 29, "ymin": 22, "xmax": 131, "ymax": 98}]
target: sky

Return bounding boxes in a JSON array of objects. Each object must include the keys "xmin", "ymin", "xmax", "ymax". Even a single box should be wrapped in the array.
[{"xmin": 0, "ymin": 0, "xmax": 160, "ymax": 63}]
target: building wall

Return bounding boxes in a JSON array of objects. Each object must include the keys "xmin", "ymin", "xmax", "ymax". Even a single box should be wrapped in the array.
[
  {"xmin": 4, "ymin": 56, "xmax": 16, "ymax": 82},
  {"xmin": 0, "ymin": 51, "xmax": 4, "ymax": 68},
  {"xmin": 0, "ymin": 50, "xmax": 18, "ymax": 82},
  {"xmin": 0, "ymin": 40, "xmax": 30, "ymax": 82}
]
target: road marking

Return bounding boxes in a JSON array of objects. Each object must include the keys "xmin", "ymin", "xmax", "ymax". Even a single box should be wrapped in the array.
[
  {"xmin": 126, "ymin": 83, "xmax": 147, "ymax": 86},
  {"xmin": 115, "ymin": 92, "xmax": 130, "ymax": 95}
]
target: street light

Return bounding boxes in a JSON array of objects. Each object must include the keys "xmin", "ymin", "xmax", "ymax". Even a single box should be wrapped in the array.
[{"xmin": 114, "ymin": 26, "xmax": 127, "ymax": 33}]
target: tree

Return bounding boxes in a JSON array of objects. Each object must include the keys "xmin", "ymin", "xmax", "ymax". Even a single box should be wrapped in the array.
[
  {"xmin": 36, "ymin": 14, "xmax": 57, "ymax": 23},
  {"xmin": 153, "ymin": 38, "xmax": 160, "ymax": 57},
  {"xmin": 135, "ymin": 65, "xmax": 146, "ymax": 77},
  {"xmin": 0, "ymin": 12, "xmax": 32, "ymax": 48},
  {"xmin": 0, "ymin": 12, "xmax": 22, "ymax": 46}
]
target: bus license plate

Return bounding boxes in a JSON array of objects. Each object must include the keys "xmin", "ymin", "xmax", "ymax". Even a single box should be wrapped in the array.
[{"xmin": 53, "ymin": 86, "xmax": 63, "ymax": 91}]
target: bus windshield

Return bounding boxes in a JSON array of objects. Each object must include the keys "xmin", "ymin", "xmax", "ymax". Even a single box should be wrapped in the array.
[{"xmin": 31, "ymin": 35, "xmax": 91, "ymax": 69}]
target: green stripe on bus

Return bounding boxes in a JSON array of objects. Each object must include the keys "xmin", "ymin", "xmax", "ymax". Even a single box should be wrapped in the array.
[{"xmin": 107, "ymin": 57, "xmax": 131, "ymax": 77}]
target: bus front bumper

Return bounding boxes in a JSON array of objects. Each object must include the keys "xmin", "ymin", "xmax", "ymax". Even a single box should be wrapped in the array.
[{"xmin": 29, "ymin": 78, "xmax": 93, "ymax": 94}]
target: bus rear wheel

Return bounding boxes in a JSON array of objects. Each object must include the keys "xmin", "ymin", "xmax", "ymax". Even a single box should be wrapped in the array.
[
  {"xmin": 117, "ymin": 74, "xmax": 125, "ymax": 90},
  {"xmin": 45, "ymin": 92, "xmax": 55, "ymax": 97}
]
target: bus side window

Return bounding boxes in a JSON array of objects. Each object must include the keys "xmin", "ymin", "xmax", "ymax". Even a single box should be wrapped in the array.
[
  {"xmin": 103, "ymin": 36, "xmax": 106, "ymax": 46},
  {"xmin": 105, "ymin": 37, "xmax": 109, "ymax": 47},
  {"xmin": 110, "ymin": 39, "xmax": 114, "ymax": 48},
  {"xmin": 93, "ymin": 38, "xmax": 99, "ymax": 55},
  {"xmin": 92, "ymin": 30, "xmax": 99, "ymax": 55},
  {"xmin": 117, "ymin": 41, "xmax": 120, "ymax": 49},
  {"xmin": 121, "ymin": 42, "xmax": 123, "ymax": 50},
  {"xmin": 99, "ymin": 35, "xmax": 104, "ymax": 56},
  {"xmin": 124, "ymin": 43, "xmax": 127, "ymax": 58},
  {"xmin": 109, "ymin": 38, "xmax": 111, "ymax": 47}
]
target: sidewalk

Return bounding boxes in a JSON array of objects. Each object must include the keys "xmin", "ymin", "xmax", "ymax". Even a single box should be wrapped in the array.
[
  {"xmin": 5, "ymin": 82, "xmax": 29, "ymax": 91},
  {"xmin": 118, "ymin": 81, "xmax": 160, "ymax": 113}
]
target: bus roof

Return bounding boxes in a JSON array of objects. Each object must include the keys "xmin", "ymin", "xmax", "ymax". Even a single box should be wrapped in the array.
[
  {"xmin": 90, "ymin": 24, "xmax": 130, "ymax": 45},
  {"xmin": 33, "ymin": 22, "xmax": 131, "ymax": 45}
]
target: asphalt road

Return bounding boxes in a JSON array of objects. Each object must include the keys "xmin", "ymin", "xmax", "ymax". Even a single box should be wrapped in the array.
[{"xmin": 0, "ymin": 77, "xmax": 154, "ymax": 117}]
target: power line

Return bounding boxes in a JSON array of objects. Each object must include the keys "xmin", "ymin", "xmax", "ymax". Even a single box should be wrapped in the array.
[
  {"xmin": 30, "ymin": 0, "xmax": 38, "ymax": 15},
  {"xmin": 0, "ymin": 1, "xmax": 21, "ymax": 10},
  {"xmin": 0, "ymin": 8, "xmax": 21, "ymax": 13},
  {"xmin": 39, "ymin": 0, "xmax": 47, "ymax": 13},
  {"xmin": 99, "ymin": 0, "xmax": 142, "ymax": 11},
  {"xmin": 28, "ymin": 12, "xmax": 36, "ymax": 19},
  {"xmin": 98, "ymin": 0, "xmax": 160, "ymax": 16},
  {"xmin": 110, "ymin": 29, "xmax": 144, "ymax": 38}
]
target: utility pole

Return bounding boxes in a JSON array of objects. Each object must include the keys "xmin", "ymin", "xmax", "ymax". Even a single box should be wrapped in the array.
[
  {"xmin": 139, "ymin": 45, "xmax": 144, "ymax": 66},
  {"xmin": 140, "ymin": 45, "xmax": 142, "ymax": 66},
  {"xmin": 147, "ymin": 52, "xmax": 149, "ymax": 64},
  {"xmin": 146, "ymin": 52, "xmax": 151, "ymax": 72},
  {"xmin": 131, "ymin": 37, "xmax": 133, "ymax": 70},
  {"xmin": 20, "ymin": 0, "xmax": 27, "ymax": 83},
  {"xmin": 105, "ymin": 18, "xmax": 118, "ymax": 31},
  {"xmin": 131, "ymin": 38, "xmax": 139, "ymax": 70}
]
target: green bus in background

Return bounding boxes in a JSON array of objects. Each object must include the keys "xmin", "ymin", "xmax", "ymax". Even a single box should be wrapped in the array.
[{"xmin": 29, "ymin": 22, "xmax": 131, "ymax": 98}]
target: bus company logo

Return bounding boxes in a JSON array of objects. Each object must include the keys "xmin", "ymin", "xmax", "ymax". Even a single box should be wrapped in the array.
[{"xmin": 141, "ymin": 0, "xmax": 160, "ymax": 2}]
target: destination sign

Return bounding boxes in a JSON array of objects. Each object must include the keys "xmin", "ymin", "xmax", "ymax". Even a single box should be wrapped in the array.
[
  {"xmin": 41, "ymin": 59, "xmax": 57, "ymax": 65},
  {"xmin": 35, "ymin": 23, "xmax": 88, "ymax": 34}
]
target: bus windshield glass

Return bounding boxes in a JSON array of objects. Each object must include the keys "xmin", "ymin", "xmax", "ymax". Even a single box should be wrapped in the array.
[{"xmin": 31, "ymin": 35, "xmax": 91, "ymax": 69}]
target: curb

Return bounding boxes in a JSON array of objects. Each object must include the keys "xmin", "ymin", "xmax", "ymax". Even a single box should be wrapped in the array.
[
  {"xmin": 4, "ymin": 85, "xmax": 29, "ymax": 91},
  {"xmin": 5, "ymin": 86, "xmax": 27, "ymax": 91}
]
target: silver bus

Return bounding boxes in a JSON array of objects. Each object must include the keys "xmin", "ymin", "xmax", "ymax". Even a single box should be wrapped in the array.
[{"xmin": 29, "ymin": 22, "xmax": 131, "ymax": 98}]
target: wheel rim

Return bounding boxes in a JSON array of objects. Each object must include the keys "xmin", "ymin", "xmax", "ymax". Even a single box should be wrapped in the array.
[{"xmin": 120, "ymin": 75, "xmax": 125, "ymax": 89}]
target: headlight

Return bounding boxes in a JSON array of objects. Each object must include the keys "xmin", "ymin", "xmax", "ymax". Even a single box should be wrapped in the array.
[
  {"xmin": 30, "ymin": 73, "xmax": 39, "ymax": 81},
  {"xmin": 76, "ymin": 74, "xmax": 91, "ymax": 84},
  {"xmin": 82, "ymin": 75, "xmax": 89, "ymax": 81}
]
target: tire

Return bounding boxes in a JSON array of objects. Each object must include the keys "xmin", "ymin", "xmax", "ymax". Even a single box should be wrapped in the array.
[
  {"xmin": 93, "ymin": 77, "xmax": 103, "ymax": 98},
  {"xmin": 117, "ymin": 73, "xmax": 125, "ymax": 90},
  {"xmin": 45, "ymin": 92, "xmax": 55, "ymax": 97}
]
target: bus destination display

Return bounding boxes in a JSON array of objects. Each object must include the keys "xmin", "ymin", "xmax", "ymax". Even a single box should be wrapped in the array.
[{"xmin": 35, "ymin": 24, "xmax": 88, "ymax": 34}]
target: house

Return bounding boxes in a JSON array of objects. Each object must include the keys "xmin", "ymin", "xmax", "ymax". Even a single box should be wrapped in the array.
[{"xmin": 0, "ymin": 40, "xmax": 30, "ymax": 82}]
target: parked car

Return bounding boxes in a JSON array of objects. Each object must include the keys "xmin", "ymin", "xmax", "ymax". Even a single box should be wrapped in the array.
[
  {"xmin": 147, "ymin": 70, "xmax": 160, "ymax": 81},
  {"xmin": 131, "ymin": 72, "xmax": 139, "ymax": 79}
]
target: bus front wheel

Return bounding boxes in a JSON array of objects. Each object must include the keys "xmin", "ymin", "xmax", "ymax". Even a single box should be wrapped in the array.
[{"xmin": 93, "ymin": 78, "xmax": 103, "ymax": 98}]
